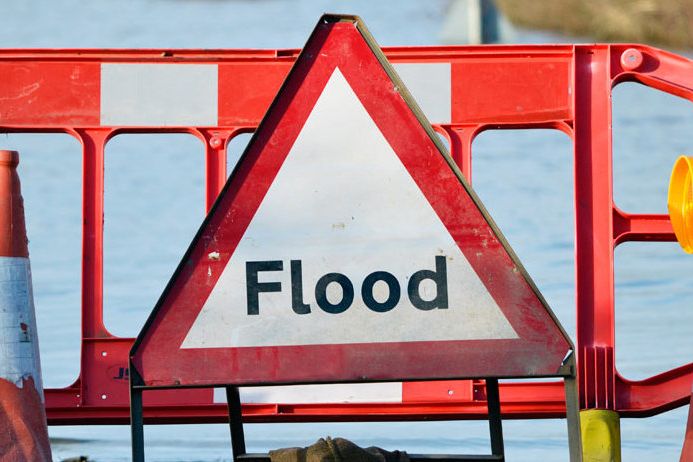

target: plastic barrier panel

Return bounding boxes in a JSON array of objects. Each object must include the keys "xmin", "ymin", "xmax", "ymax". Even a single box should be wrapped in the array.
[{"xmin": 0, "ymin": 43, "xmax": 691, "ymax": 424}]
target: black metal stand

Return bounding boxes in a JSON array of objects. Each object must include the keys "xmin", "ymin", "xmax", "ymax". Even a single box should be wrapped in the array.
[
  {"xmin": 486, "ymin": 378, "xmax": 505, "ymax": 458},
  {"xmin": 224, "ymin": 379, "xmax": 504, "ymax": 462},
  {"xmin": 130, "ymin": 361, "xmax": 145, "ymax": 462},
  {"xmin": 227, "ymin": 386, "xmax": 247, "ymax": 460},
  {"xmin": 132, "ymin": 361, "xmax": 584, "ymax": 461}
]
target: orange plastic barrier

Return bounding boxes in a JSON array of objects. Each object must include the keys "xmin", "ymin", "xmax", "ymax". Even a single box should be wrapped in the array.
[{"xmin": 0, "ymin": 44, "xmax": 691, "ymax": 424}]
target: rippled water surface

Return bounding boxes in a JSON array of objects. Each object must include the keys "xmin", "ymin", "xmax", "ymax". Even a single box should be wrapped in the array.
[{"xmin": 2, "ymin": 1, "xmax": 692, "ymax": 461}]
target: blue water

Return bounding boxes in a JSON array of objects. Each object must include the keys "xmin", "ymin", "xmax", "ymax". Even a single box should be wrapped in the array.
[{"xmin": 2, "ymin": 0, "xmax": 693, "ymax": 461}]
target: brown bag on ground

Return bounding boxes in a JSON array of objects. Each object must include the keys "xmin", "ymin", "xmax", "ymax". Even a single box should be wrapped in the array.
[{"xmin": 269, "ymin": 437, "xmax": 410, "ymax": 462}]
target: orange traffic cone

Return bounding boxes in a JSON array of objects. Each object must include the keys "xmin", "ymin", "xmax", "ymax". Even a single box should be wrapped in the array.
[{"xmin": 0, "ymin": 150, "xmax": 52, "ymax": 461}]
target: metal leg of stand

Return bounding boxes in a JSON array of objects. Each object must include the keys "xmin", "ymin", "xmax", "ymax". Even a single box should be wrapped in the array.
[
  {"xmin": 227, "ymin": 386, "xmax": 247, "ymax": 461},
  {"xmin": 564, "ymin": 371, "xmax": 584, "ymax": 461},
  {"xmin": 486, "ymin": 378, "xmax": 505, "ymax": 458},
  {"xmin": 131, "ymin": 387, "xmax": 145, "ymax": 462}
]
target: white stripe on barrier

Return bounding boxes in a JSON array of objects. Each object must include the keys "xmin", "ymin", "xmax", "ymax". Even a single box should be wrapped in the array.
[
  {"xmin": 0, "ymin": 257, "xmax": 43, "ymax": 398},
  {"xmin": 214, "ymin": 383, "xmax": 403, "ymax": 404},
  {"xmin": 99, "ymin": 62, "xmax": 450, "ymax": 127},
  {"xmin": 100, "ymin": 64, "xmax": 218, "ymax": 127},
  {"xmin": 393, "ymin": 63, "xmax": 451, "ymax": 124}
]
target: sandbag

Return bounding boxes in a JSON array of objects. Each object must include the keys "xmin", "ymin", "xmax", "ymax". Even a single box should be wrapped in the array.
[{"xmin": 269, "ymin": 437, "xmax": 409, "ymax": 462}]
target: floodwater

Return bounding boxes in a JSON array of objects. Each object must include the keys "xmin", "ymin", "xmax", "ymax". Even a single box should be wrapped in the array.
[{"xmin": 1, "ymin": 0, "xmax": 692, "ymax": 461}]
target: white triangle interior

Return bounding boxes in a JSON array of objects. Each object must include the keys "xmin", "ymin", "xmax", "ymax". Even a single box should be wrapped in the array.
[{"xmin": 181, "ymin": 68, "xmax": 518, "ymax": 348}]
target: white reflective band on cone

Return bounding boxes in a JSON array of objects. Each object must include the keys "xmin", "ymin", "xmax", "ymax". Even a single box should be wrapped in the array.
[{"xmin": 0, "ymin": 257, "xmax": 43, "ymax": 397}]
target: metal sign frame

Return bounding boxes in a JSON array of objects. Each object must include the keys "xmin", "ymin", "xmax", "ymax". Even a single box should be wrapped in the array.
[
  {"xmin": 129, "ymin": 14, "xmax": 582, "ymax": 461},
  {"xmin": 130, "ymin": 355, "xmax": 582, "ymax": 462}
]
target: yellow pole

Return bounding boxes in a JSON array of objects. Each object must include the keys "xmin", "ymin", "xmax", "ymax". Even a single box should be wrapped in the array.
[{"xmin": 580, "ymin": 409, "xmax": 621, "ymax": 462}]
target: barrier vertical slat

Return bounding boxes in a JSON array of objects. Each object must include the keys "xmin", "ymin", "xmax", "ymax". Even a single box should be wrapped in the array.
[
  {"xmin": 77, "ymin": 129, "xmax": 110, "ymax": 341},
  {"xmin": 573, "ymin": 46, "xmax": 616, "ymax": 410},
  {"xmin": 199, "ymin": 129, "xmax": 230, "ymax": 212},
  {"xmin": 445, "ymin": 126, "xmax": 474, "ymax": 182}
]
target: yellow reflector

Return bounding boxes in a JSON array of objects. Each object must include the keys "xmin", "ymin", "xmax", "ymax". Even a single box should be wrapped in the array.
[{"xmin": 668, "ymin": 155, "xmax": 693, "ymax": 253}]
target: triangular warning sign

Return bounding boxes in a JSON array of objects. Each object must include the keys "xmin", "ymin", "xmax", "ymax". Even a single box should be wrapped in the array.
[
  {"xmin": 181, "ymin": 67, "xmax": 518, "ymax": 350},
  {"xmin": 131, "ymin": 15, "xmax": 572, "ymax": 388}
]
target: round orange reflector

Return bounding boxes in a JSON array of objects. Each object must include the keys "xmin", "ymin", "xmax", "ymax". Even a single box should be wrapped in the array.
[{"xmin": 668, "ymin": 155, "xmax": 693, "ymax": 253}]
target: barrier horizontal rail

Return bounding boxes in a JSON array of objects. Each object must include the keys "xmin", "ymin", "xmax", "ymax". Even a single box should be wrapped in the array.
[{"xmin": 0, "ymin": 43, "xmax": 691, "ymax": 424}]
